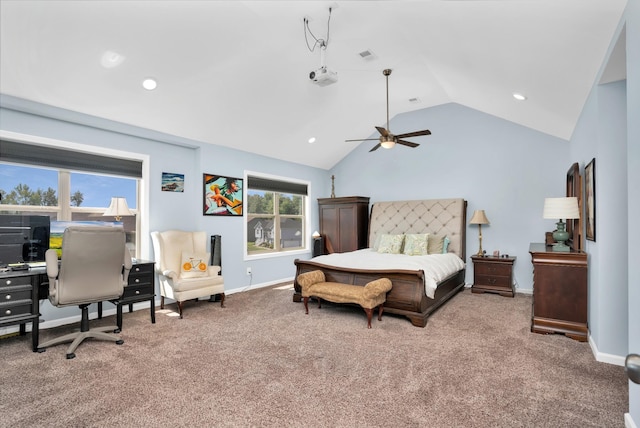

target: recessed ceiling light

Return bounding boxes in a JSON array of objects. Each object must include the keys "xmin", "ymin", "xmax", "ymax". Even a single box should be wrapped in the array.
[
  {"xmin": 308, "ymin": 137, "xmax": 316, "ymax": 144},
  {"xmin": 513, "ymin": 92, "xmax": 527, "ymax": 101},
  {"xmin": 142, "ymin": 78, "xmax": 157, "ymax": 91},
  {"xmin": 100, "ymin": 50, "xmax": 125, "ymax": 68}
]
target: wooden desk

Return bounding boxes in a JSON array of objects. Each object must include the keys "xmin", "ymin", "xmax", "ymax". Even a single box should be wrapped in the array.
[
  {"xmin": 0, "ymin": 267, "xmax": 44, "ymax": 351},
  {"xmin": 0, "ymin": 260, "xmax": 155, "ymax": 351}
]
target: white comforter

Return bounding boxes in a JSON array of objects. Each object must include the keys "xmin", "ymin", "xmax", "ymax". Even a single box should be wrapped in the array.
[{"xmin": 311, "ymin": 249, "xmax": 466, "ymax": 299}]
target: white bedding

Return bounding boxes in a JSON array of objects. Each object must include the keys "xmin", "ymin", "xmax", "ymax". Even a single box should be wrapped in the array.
[{"xmin": 311, "ymin": 249, "xmax": 465, "ymax": 299}]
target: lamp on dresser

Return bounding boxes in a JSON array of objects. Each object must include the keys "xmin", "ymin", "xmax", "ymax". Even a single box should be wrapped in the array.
[
  {"xmin": 543, "ymin": 197, "xmax": 580, "ymax": 252},
  {"xmin": 469, "ymin": 210, "xmax": 490, "ymax": 257}
]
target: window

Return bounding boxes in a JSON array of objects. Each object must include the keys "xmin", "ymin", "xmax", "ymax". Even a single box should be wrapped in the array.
[
  {"xmin": 1, "ymin": 140, "xmax": 141, "ymax": 257},
  {"xmin": 246, "ymin": 173, "xmax": 308, "ymax": 257}
]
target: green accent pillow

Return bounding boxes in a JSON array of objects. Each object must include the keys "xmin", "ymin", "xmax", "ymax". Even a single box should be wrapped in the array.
[
  {"xmin": 377, "ymin": 234, "xmax": 405, "ymax": 254},
  {"xmin": 403, "ymin": 233, "xmax": 430, "ymax": 256}
]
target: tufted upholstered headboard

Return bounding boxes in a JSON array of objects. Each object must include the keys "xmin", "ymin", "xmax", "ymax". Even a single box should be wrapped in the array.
[{"xmin": 368, "ymin": 198, "xmax": 467, "ymax": 259}]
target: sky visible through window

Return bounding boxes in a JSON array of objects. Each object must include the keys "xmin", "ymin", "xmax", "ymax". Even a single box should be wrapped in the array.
[{"xmin": 0, "ymin": 163, "xmax": 137, "ymax": 209}]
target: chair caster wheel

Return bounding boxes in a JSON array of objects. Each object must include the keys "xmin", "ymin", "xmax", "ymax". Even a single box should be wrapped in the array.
[
  {"xmin": 36, "ymin": 348, "xmax": 46, "ymax": 353},
  {"xmin": 66, "ymin": 353, "xmax": 76, "ymax": 359},
  {"xmin": 114, "ymin": 328, "xmax": 121, "ymax": 334},
  {"xmin": 116, "ymin": 339, "xmax": 124, "ymax": 345}
]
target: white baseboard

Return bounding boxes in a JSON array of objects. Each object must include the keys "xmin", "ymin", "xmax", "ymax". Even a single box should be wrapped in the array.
[
  {"xmin": 626, "ymin": 412, "xmax": 638, "ymax": 428},
  {"xmin": 588, "ymin": 334, "xmax": 626, "ymax": 366}
]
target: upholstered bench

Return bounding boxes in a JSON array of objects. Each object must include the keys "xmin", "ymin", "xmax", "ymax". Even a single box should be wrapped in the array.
[{"xmin": 296, "ymin": 270, "xmax": 393, "ymax": 328}]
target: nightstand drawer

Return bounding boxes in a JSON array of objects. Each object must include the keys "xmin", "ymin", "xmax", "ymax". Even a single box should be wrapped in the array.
[
  {"xmin": 474, "ymin": 263, "xmax": 511, "ymax": 277},
  {"xmin": 475, "ymin": 275, "xmax": 511, "ymax": 287}
]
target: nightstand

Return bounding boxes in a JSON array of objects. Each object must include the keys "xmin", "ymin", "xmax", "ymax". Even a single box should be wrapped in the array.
[{"xmin": 471, "ymin": 255, "xmax": 516, "ymax": 297}]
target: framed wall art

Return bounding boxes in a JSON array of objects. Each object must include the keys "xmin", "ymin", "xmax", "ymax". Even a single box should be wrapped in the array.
[
  {"xmin": 161, "ymin": 172, "xmax": 184, "ymax": 192},
  {"xmin": 203, "ymin": 174, "xmax": 243, "ymax": 216},
  {"xmin": 585, "ymin": 158, "xmax": 596, "ymax": 241}
]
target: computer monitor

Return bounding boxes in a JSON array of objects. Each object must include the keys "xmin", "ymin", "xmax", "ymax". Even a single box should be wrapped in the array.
[{"xmin": 0, "ymin": 215, "xmax": 51, "ymax": 267}]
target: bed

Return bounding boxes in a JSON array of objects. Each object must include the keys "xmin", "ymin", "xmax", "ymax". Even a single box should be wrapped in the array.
[{"xmin": 293, "ymin": 198, "xmax": 467, "ymax": 327}]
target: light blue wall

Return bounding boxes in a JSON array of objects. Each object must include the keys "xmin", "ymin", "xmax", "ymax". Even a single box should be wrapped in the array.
[
  {"xmin": 624, "ymin": 0, "xmax": 640, "ymax": 422},
  {"xmin": 571, "ymin": 79, "xmax": 628, "ymax": 358},
  {"xmin": 331, "ymin": 102, "xmax": 569, "ymax": 292},
  {"xmin": 0, "ymin": 97, "xmax": 330, "ymax": 322}
]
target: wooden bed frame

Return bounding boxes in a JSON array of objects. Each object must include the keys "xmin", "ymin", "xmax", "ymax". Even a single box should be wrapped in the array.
[{"xmin": 293, "ymin": 198, "xmax": 467, "ymax": 327}]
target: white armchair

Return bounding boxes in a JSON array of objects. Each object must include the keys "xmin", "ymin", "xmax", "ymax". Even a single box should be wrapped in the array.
[{"xmin": 150, "ymin": 230, "xmax": 225, "ymax": 318}]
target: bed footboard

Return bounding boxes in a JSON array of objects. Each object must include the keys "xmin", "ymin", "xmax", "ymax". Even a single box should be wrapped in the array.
[{"xmin": 294, "ymin": 259, "xmax": 465, "ymax": 327}]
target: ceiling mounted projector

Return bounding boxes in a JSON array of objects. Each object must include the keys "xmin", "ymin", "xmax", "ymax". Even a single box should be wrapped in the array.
[{"xmin": 309, "ymin": 66, "xmax": 338, "ymax": 86}]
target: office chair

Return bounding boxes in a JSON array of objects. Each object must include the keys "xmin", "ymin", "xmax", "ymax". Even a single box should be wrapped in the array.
[
  {"xmin": 150, "ymin": 230, "xmax": 225, "ymax": 318},
  {"xmin": 37, "ymin": 226, "xmax": 132, "ymax": 359}
]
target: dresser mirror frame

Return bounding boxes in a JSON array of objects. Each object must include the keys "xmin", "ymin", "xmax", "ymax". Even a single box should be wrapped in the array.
[{"xmin": 566, "ymin": 162, "xmax": 584, "ymax": 251}]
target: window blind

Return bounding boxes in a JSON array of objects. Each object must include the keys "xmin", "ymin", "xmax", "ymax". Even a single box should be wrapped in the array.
[
  {"xmin": 0, "ymin": 140, "xmax": 142, "ymax": 178},
  {"xmin": 247, "ymin": 175, "xmax": 308, "ymax": 196}
]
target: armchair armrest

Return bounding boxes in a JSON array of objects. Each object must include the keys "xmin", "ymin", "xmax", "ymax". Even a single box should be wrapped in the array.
[{"xmin": 162, "ymin": 269, "xmax": 180, "ymax": 281}]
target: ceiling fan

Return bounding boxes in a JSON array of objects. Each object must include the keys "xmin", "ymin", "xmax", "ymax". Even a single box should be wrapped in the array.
[{"xmin": 346, "ymin": 68, "xmax": 431, "ymax": 152}]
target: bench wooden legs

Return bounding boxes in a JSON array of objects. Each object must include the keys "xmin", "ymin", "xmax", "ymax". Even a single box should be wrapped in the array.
[
  {"xmin": 304, "ymin": 296, "xmax": 384, "ymax": 328},
  {"xmin": 363, "ymin": 306, "xmax": 384, "ymax": 328}
]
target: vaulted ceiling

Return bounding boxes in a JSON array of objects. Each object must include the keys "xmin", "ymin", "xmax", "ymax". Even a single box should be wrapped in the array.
[{"xmin": 0, "ymin": 1, "xmax": 627, "ymax": 169}]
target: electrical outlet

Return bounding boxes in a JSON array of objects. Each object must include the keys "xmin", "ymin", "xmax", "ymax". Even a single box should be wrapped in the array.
[{"xmin": 246, "ymin": 267, "xmax": 252, "ymax": 276}]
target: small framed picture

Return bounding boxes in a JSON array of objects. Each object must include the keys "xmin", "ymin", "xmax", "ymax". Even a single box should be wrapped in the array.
[
  {"xmin": 203, "ymin": 174, "xmax": 243, "ymax": 216},
  {"xmin": 493, "ymin": 250, "xmax": 500, "ymax": 257},
  {"xmin": 161, "ymin": 172, "xmax": 184, "ymax": 192}
]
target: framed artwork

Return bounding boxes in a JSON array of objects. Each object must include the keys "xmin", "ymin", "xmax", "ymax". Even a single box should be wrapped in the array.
[
  {"xmin": 161, "ymin": 172, "xmax": 184, "ymax": 192},
  {"xmin": 585, "ymin": 158, "xmax": 596, "ymax": 241},
  {"xmin": 203, "ymin": 174, "xmax": 243, "ymax": 216}
]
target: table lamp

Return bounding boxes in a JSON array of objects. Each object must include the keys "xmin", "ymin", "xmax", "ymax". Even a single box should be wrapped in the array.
[
  {"xmin": 543, "ymin": 197, "xmax": 580, "ymax": 252},
  {"xmin": 103, "ymin": 197, "xmax": 133, "ymax": 221},
  {"xmin": 469, "ymin": 210, "xmax": 490, "ymax": 257}
]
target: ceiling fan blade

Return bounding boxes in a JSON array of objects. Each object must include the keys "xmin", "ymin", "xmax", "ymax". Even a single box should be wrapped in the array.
[
  {"xmin": 396, "ymin": 139, "xmax": 420, "ymax": 148},
  {"xmin": 369, "ymin": 143, "xmax": 382, "ymax": 152},
  {"xmin": 375, "ymin": 126, "xmax": 389, "ymax": 137},
  {"xmin": 345, "ymin": 138, "xmax": 380, "ymax": 142},
  {"xmin": 395, "ymin": 129, "xmax": 431, "ymax": 139}
]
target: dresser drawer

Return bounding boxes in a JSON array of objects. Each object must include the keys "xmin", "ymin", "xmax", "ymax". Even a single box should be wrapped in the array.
[{"xmin": 474, "ymin": 262, "xmax": 512, "ymax": 277}]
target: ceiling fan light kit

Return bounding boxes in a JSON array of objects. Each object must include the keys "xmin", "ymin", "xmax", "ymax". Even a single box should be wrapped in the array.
[{"xmin": 347, "ymin": 68, "xmax": 431, "ymax": 152}]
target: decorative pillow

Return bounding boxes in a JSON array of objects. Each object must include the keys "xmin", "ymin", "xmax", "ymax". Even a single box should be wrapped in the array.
[
  {"xmin": 377, "ymin": 234, "xmax": 405, "ymax": 254},
  {"xmin": 403, "ymin": 233, "xmax": 429, "ymax": 256},
  {"xmin": 180, "ymin": 252, "xmax": 209, "ymax": 278},
  {"xmin": 427, "ymin": 235, "xmax": 445, "ymax": 254},
  {"xmin": 442, "ymin": 236, "xmax": 451, "ymax": 254}
]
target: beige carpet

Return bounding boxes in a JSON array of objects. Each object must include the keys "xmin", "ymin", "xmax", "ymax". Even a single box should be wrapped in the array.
[{"xmin": 0, "ymin": 286, "xmax": 628, "ymax": 427}]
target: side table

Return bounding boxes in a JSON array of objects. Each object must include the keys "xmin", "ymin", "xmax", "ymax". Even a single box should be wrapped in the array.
[{"xmin": 471, "ymin": 255, "xmax": 517, "ymax": 297}]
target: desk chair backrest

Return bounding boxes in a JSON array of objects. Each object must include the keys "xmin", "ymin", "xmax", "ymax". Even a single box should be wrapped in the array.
[{"xmin": 47, "ymin": 226, "xmax": 131, "ymax": 307}]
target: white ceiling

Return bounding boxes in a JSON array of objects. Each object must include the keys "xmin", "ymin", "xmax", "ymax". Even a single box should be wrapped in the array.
[{"xmin": 0, "ymin": 1, "xmax": 627, "ymax": 170}]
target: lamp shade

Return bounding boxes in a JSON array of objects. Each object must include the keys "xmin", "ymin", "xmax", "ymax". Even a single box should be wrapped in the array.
[
  {"xmin": 469, "ymin": 210, "xmax": 490, "ymax": 225},
  {"xmin": 103, "ymin": 197, "xmax": 132, "ymax": 219},
  {"xmin": 543, "ymin": 197, "xmax": 579, "ymax": 220}
]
